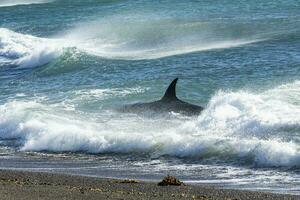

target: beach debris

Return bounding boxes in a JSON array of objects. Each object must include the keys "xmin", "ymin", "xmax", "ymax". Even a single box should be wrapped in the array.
[
  {"xmin": 158, "ymin": 175, "xmax": 185, "ymax": 186},
  {"xmin": 119, "ymin": 179, "xmax": 139, "ymax": 184},
  {"xmin": 79, "ymin": 187, "xmax": 85, "ymax": 194}
]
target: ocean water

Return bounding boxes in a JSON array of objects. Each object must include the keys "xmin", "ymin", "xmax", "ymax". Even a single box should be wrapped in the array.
[{"xmin": 1, "ymin": 0, "xmax": 300, "ymax": 195}]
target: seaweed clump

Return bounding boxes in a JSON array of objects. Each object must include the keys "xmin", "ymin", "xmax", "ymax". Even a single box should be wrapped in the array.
[
  {"xmin": 119, "ymin": 179, "xmax": 139, "ymax": 184},
  {"xmin": 158, "ymin": 175, "xmax": 185, "ymax": 186}
]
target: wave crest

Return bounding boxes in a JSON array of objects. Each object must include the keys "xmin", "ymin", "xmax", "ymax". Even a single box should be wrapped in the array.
[
  {"xmin": 65, "ymin": 18, "xmax": 262, "ymax": 60},
  {"xmin": 1, "ymin": 17, "xmax": 263, "ymax": 68},
  {"xmin": 0, "ymin": 28, "xmax": 61, "ymax": 68}
]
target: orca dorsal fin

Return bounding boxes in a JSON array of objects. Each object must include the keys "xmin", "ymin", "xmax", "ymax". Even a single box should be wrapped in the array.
[{"xmin": 161, "ymin": 78, "xmax": 178, "ymax": 101}]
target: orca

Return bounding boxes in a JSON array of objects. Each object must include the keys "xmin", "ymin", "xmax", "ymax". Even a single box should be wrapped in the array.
[{"xmin": 120, "ymin": 78, "xmax": 204, "ymax": 115}]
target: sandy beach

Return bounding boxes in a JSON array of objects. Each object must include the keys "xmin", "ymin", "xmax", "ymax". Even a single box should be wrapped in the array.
[{"xmin": 0, "ymin": 169, "xmax": 298, "ymax": 200}]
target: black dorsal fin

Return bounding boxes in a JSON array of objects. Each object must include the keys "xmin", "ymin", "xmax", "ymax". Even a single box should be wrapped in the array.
[{"xmin": 161, "ymin": 78, "xmax": 178, "ymax": 101}]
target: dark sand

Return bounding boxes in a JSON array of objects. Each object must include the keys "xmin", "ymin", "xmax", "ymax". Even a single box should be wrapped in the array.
[{"xmin": 0, "ymin": 169, "xmax": 298, "ymax": 200}]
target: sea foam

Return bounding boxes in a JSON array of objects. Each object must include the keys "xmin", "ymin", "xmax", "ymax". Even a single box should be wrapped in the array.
[
  {"xmin": 0, "ymin": 28, "xmax": 62, "ymax": 68},
  {"xmin": 0, "ymin": 0, "xmax": 52, "ymax": 7},
  {"xmin": 1, "ymin": 81, "xmax": 300, "ymax": 168},
  {"xmin": 0, "ymin": 18, "xmax": 262, "ymax": 68}
]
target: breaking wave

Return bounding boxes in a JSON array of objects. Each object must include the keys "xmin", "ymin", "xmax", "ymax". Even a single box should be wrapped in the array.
[
  {"xmin": 0, "ymin": 28, "xmax": 62, "ymax": 68},
  {"xmin": 1, "ymin": 81, "xmax": 300, "ymax": 168},
  {"xmin": 0, "ymin": 16, "xmax": 263, "ymax": 68},
  {"xmin": 64, "ymin": 17, "xmax": 263, "ymax": 60}
]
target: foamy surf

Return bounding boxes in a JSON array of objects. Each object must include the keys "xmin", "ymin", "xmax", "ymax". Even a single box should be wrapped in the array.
[
  {"xmin": 0, "ymin": 28, "xmax": 62, "ymax": 68},
  {"xmin": 1, "ymin": 0, "xmax": 299, "ymax": 195},
  {"xmin": 0, "ymin": 0, "xmax": 53, "ymax": 7},
  {"xmin": 0, "ymin": 20, "xmax": 264, "ymax": 68},
  {"xmin": 1, "ymin": 81, "xmax": 300, "ymax": 168}
]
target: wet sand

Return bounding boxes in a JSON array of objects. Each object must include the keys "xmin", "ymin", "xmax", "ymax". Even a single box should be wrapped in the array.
[{"xmin": 0, "ymin": 169, "xmax": 298, "ymax": 200}]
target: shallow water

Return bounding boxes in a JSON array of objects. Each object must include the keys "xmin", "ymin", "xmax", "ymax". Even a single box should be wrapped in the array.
[{"xmin": 1, "ymin": 0, "xmax": 300, "ymax": 195}]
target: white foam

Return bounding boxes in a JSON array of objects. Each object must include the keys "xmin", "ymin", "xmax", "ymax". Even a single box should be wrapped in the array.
[
  {"xmin": 0, "ymin": 0, "xmax": 52, "ymax": 7},
  {"xmin": 0, "ymin": 28, "xmax": 62, "ymax": 68},
  {"xmin": 0, "ymin": 17, "xmax": 263, "ymax": 68},
  {"xmin": 1, "ymin": 81, "xmax": 300, "ymax": 167}
]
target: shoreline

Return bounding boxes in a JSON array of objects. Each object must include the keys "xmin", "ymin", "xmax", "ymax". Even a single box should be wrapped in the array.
[{"xmin": 0, "ymin": 169, "xmax": 298, "ymax": 200}]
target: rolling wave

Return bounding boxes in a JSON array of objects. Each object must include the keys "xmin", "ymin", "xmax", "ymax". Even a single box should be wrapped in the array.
[
  {"xmin": 0, "ymin": 28, "xmax": 61, "ymax": 68},
  {"xmin": 65, "ymin": 18, "xmax": 263, "ymax": 60},
  {"xmin": 0, "ymin": 19, "xmax": 263, "ymax": 68},
  {"xmin": 1, "ymin": 81, "xmax": 300, "ymax": 168}
]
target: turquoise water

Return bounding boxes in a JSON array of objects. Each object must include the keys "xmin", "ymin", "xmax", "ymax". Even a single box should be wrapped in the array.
[{"xmin": 1, "ymin": 0, "xmax": 300, "ymax": 194}]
